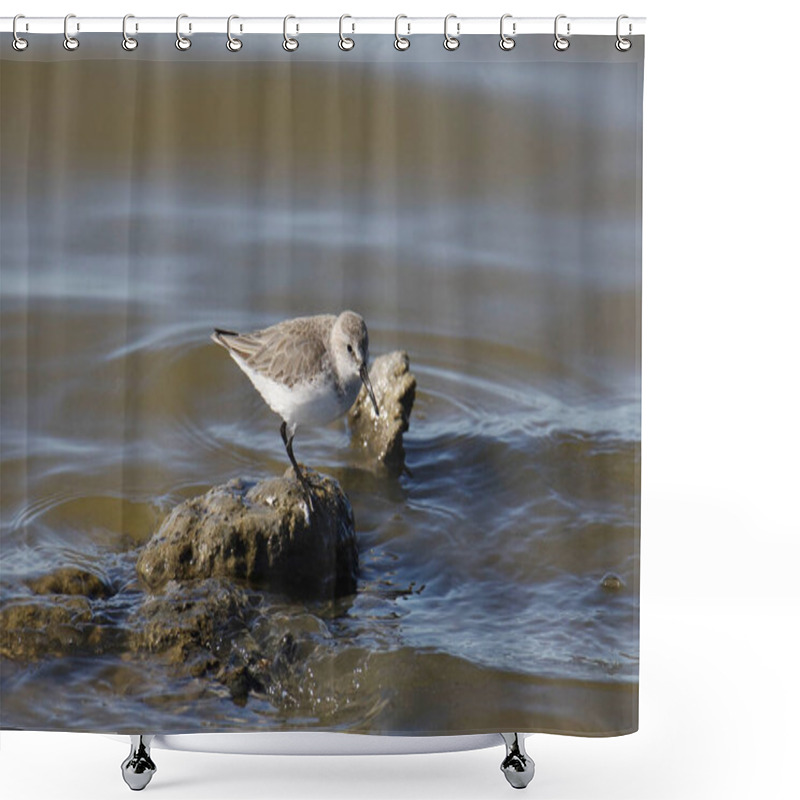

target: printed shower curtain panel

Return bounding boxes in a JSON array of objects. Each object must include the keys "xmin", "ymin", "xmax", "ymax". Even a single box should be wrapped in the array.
[{"xmin": 0, "ymin": 31, "xmax": 642, "ymax": 739}]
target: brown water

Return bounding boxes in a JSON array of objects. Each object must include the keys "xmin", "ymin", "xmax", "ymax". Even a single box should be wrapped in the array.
[{"xmin": 0, "ymin": 35, "xmax": 641, "ymax": 735}]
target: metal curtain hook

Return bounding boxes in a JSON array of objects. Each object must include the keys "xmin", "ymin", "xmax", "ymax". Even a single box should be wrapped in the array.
[
  {"xmin": 339, "ymin": 14, "xmax": 355, "ymax": 50},
  {"xmin": 122, "ymin": 14, "xmax": 138, "ymax": 51},
  {"xmin": 176, "ymin": 14, "xmax": 191, "ymax": 50},
  {"xmin": 500, "ymin": 14, "xmax": 516, "ymax": 51},
  {"xmin": 444, "ymin": 14, "xmax": 460, "ymax": 51},
  {"xmin": 63, "ymin": 13, "xmax": 79, "ymax": 51},
  {"xmin": 615, "ymin": 14, "xmax": 632, "ymax": 51},
  {"xmin": 553, "ymin": 14, "xmax": 570, "ymax": 51},
  {"xmin": 283, "ymin": 15, "xmax": 299, "ymax": 51},
  {"xmin": 227, "ymin": 15, "xmax": 243, "ymax": 51},
  {"xmin": 12, "ymin": 14, "xmax": 28, "ymax": 51},
  {"xmin": 394, "ymin": 14, "xmax": 410, "ymax": 51}
]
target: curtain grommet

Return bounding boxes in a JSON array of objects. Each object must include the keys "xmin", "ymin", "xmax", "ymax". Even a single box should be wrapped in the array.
[
  {"xmin": 553, "ymin": 14, "xmax": 570, "ymax": 51},
  {"xmin": 12, "ymin": 14, "xmax": 29, "ymax": 51},
  {"xmin": 176, "ymin": 13, "xmax": 192, "ymax": 51},
  {"xmin": 63, "ymin": 13, "xmax": 79, "ymax": 51},
  {"xmin": 615, "ymin": 15, "xmax": 632, "ymax": 51},
  {"xmin": 499, "ymin": 14, "xmax": 516, "ymax": 51},
  {"xmin": 283, "ymin": 15, "xmax": 299, "ymax": 51},
  {"xmin": 338, "ymin": 14, "xmax": 355, "ymax": 51},
  {"xmin": 121, "ymin": 14, "xmax": 138, "ymax": 51},
  {"xmin": 444, "ymin": 14, "xmax": 460, "ymax": 51},
  {"xmin": 226, "ymin": 15, "xmax": 243, "ymax": 52},
  {"xmin": 394, "ymin": 15, "xmax": 410, "ymax": 51}
]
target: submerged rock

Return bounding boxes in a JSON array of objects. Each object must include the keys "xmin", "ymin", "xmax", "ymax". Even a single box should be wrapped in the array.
[
  {"xmin": 126, "ymin": 578, "xmax": 328, "ymax": 707},
  {"xmin": 0, "ymin": 597, "xmax": 107, "ymax": 661},
  {"xmin": 26, "ymin": 566, "xmax": 114, "ymax": 600},
  {"xmin": 348, "ymin": 350, "xmax": 416, "ymax": 475},
  {"xmin": 136, "ymin": 469, "xmax": 358, "ymax": 599},
  {"xmin": 128, "ymin": 578, "xmax": 251, "ymax": 675}
]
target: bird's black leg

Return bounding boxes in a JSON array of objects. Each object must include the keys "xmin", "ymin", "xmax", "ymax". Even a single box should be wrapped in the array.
[{"xmin": 280, "ymin": 421, "xmax": 315, "ymax": 512}]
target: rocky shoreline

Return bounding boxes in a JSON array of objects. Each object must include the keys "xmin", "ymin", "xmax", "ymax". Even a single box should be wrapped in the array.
[{"xmin": 0, "ymin": 352, "xmax": 416, "ymax": 706}]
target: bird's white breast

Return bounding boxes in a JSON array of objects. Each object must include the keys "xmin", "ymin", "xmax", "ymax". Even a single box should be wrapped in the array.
[{"xmin": 232, "ymin": 354, "xmax": 360, "ymax": 429}]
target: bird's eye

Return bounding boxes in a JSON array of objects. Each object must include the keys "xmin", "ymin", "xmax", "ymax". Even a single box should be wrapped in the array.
[{"xmin": 347, "ymin": 344, "xmax": 353, "ymax": 354}]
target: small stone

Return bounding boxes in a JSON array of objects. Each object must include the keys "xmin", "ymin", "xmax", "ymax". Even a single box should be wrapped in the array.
[
  {"xmin": 27, "ymin": 566, "xmax": 114, "ymax": 599},
  {"xmin": 601, "ymin": 573, "xmax": 625, "ymax": 592}
]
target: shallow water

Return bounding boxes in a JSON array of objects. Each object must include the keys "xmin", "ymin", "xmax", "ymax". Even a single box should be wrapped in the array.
[{"xmin": 0, "ymin": 41, "xmax": 640, "ymax": 735}]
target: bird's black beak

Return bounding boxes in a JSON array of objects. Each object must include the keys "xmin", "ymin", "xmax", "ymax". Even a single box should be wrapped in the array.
[{"xmin": 359, "ymin": 363, "xmax": 379, "ymax": 416}]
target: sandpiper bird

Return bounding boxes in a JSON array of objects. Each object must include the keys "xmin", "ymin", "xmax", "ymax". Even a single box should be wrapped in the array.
[{"xmin": 212, "ymin": 311, "xmax": 379, "ymax": 509}]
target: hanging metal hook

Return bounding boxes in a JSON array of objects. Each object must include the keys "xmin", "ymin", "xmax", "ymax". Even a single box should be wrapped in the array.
[
  {"xmin": 553, "ymin": 14, "xmax": 570, "ymax": 51},
  {"xmin": 176, "ymin": 14, "xmax": 191, "ymax": 50},
  {"xmin": 12, "ymin": 14, "xmax": 28, "ymax": 51},
  {"xmin": 615, "ymin": 14, "xmax": 632, "ymax": 51},
  {"xmin": 226, "ymin": 15, "xmax": 243, "ymax": 51},
  {"xmin": 443, "ymin": 14, "xmax": 460, "ymax": 51},
  {"xmin": 394, "ymin": 14, "xmax": 410, "ymax": 51},
  {"xmin": 63, "ymin": 13, "xmax": 79, "ymax": 51},
  {"xmin": 122, "ymin": 14, "xmax": 138, "ymax": 51},
  {"xmin": 338, "ymin": 14, "xmax": 355, "ymax": 51},
  {"xmin": 283, "ymin": 15, "xmax": 299, "ymax": 51},
  {"xmin": 499, "ymin": 14, "xmax": 516, "ymax": 51}
]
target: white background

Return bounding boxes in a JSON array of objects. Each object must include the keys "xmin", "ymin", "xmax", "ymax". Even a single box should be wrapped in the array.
[{"xmin": 2, "ymin": 1, "xmax": 799, "ymax": 798}]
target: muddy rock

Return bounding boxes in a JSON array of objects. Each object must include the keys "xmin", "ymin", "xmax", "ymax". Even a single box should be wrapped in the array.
[
  {"xmin": 0, "ymin": 597, "xmax": 107, "ymax": 661},
  {"xmin": 136, "ymin": 469, "xmax": 358, "ymax": 599},
  {"xmin": 26, "ymin": 566, "xmax": 114, "ymax": 599},
  {"xmin": 127, "ymin": 578, "xmax": 328, "ymax": 706},
  {"xmin": 128, "ymin": 578, "xmax": 263, "ymax": 705},
  {"xmin": 128, "ymin": 578, "xmax": 251, "ymax": 673},
  {"xmin": 348, "ymin": 350, "xmax": 416, "ymax": 475}
]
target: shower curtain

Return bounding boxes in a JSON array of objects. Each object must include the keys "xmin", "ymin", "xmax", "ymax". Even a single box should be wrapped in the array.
[{"xmin": 0, "ymin": 29, "xmax": 643, "ymax": 738}]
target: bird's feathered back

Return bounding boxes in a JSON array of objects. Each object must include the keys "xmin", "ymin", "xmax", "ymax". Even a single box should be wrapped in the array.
[{"xmin": 212, "ymin": 316, "xmax": 336, "ymax": 388}]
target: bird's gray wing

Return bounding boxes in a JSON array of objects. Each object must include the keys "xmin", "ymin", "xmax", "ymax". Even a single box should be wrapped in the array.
[{"xmin": 218, "ymin": 318, "xmax": 332, "ymax": 388}]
